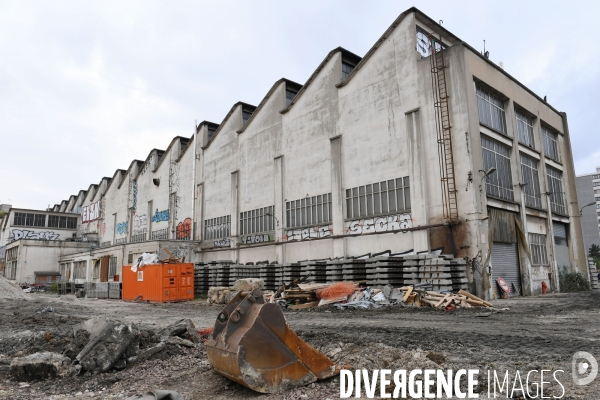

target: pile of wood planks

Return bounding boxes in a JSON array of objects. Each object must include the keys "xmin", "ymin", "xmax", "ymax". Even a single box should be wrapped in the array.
[{"xmin": 399, "ymin": 287, "xmax": 494, "ymax": 309}]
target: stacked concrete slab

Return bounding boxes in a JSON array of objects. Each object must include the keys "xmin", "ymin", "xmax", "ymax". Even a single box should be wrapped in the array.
[
  {"xmin": 194, "ymin": 263, "xmax": 209, "ymax": 294},
  {"xmin": 589, "ymin": 258, "xmax": 599, "ymax": 290}
]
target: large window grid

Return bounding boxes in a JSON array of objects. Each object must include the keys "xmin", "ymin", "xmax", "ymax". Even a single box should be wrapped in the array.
[
  {"xmin": 515, "ymin": 110, "xmax": 535, "ymax": 148},
  {"xmin": 131, "ymin": 229, "xmax": 147, "ymax": 243},
  {"xmin": 529, "ymin": 233, "xmax": 549, "ymax": 266},
  {"xmin": 14, "ymin": 213, "xmax": 46, "ymax": 227},
  {"xmin": 286, "ymin": 194, "xmax": 332, "ymax": 229},
  {"xmin": 48, "ymin": 215, "xmax": 78, "ymax": 229},
  {"xmin": 240, "ymin": 206, "xmax": 274, "ymax": 236},
  {"xmin": 476, "ymin": 86, "xmax": 507, "ymax": 134},
  {"xmin": 204, "ymin": 216, "xmax": 231, "ymax": 240},
  {"xmin": 542, "ymin": 126, "xmax": 560, "ymax": 162},
  {"xmin": 481, "ymin": 137, "xmax": 514, "ymax": 201},
  {"xmin": 520, "ymin": 155, "xmax": 542, "ymax": 209},
  {"xmin": 151, "ymin": 228, "xmax": 168, "ymax": 240},
  {"xmin": 346, "ymin": 177, "xmax": 410, "ymax": 219},
  {"xmin": 546, "ymin": 166, "xmax": 566, "ymax": 215}
]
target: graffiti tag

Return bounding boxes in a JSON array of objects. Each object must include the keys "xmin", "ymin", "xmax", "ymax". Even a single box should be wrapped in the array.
[
  {"xmin": 151, "ymin": 209, "xmax": 170, "ymax": 223},
  {"xmin": 116, "ymin": 222, "xmax": 128, "ymax": 235},
  {"xmin": 82, "ymin": 200, "xmax": 101, "ymax": 223},
  {"xmin": 214, "ymin": 238, "xmax": 231, "ymax": 247},
  {"xmin": 10, "ymin": 229, "xmax": 60, "ymax": 241},
  {"xmin": 346, "ymin": 214, "xmax": 412, "ymax": 235},
  {"xmin": 285, "ymin": 225, "xmax": 332, "ymax": 241},
  {"xmin": 133, "ymin": 214, "xmax": 147, "ymax": 234},
  {"xmin": 241, "ymin": 234, "xmax": 273, "ymax": 245},
  {"xmin": 176, "ymin": 218, "xmax": 192, "ymax": 240}
]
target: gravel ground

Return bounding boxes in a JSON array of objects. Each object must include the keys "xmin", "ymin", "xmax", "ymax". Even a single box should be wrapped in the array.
[{"xmin": 0, "ymin": 289, "xmax": 599, "ymax": 399}]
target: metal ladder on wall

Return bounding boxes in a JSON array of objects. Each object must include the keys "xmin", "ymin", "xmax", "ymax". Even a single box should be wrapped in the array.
[{"xmin": 429, "ymin": 36, "xmax": 459, "ymax": 222}]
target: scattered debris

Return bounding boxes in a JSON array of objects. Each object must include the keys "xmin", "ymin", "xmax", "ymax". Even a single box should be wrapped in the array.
[
  {"xmin": 127, "ymin": 390, "xmax": 184, "ymax": 400},
  {"xmin": 157, "ymin": 318, "xmax": 201, "ymax": 344},
  {"xmin": 10, "ymin": 352, "xmax": 77, "ymax": 381}
]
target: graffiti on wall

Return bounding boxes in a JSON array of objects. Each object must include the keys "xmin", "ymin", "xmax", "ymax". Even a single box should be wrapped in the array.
[
  {"xmin": 345, "ymin": 214, "xmax": 412, "ymax": 235},
  {"xmin": 241, "ymin": 234, "xmax": 273, "ymax": 245},
  {"xmin": 133, "ymin": 214, "xmax": 147, "ymax": 235},
  {"xmin": 10, "ymin": 229, "xmax": 60, "ymax": 241},
  {"xmin": 285, "ymin": 225, "xmax": 332, "ymax": 241},
  {"xmin": 116, "ymin": 222, "xmax": 128, "ymax": 235},
  {"xmin": 0, "ymin": 245, "xmax": 6, "ymax": 259},
  {"xmin": 214, "ymin": 238, "xmax": 231, "ymax": 247},
  {"xmin": 102, "ymin": 222, "xmax": 106, "ymax": 236},
  {"xmin": 160, "ymin": 246, "xmax": 189, "ymax": 259},
  {"xmin": 169, "ymin": 160, "xmax": 180, "ymax": 194},
  {"xmin": 132, "ymin": 181, "xmax": 138, "ymax": 215},
  {"xmin": 151, "ymin": 209, "xmax": 170, "ymax": 223},
  {"xmin": 82, "ymin": 200, "xmax": 101, "ymax": 223},
  {"xmin": 176, "ymin": 218, "xmax": 192, "ymax": 240}
]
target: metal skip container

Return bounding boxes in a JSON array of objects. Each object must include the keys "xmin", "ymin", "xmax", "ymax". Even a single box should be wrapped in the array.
[{"xmin": 206, "ymin": 289, "xmax": 340, "ymax": 393}]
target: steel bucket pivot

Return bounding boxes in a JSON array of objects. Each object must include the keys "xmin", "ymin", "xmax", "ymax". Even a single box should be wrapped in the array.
[{"xmin": 206, "ymin": 289, "xmax": 340, "ymax": 393}]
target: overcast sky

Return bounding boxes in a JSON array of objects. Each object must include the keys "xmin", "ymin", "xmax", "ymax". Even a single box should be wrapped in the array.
[{"xmin": 1, "ymin": 1, "xmax": 599, "ymax": 210}]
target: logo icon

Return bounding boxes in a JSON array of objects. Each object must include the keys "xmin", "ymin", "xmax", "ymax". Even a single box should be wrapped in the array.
[{"xmin": 572, "ymin": 351, "xmax": 598, "ymax": 385}]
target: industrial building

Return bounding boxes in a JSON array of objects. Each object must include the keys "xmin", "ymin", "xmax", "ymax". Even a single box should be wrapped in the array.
[
  {"xmin": 575, "ymin": 167, "xmax": 600, "ymax": 253},
  {"xmin": 1, "ymin": 7, "xmax": 587, "ymax": 299}
]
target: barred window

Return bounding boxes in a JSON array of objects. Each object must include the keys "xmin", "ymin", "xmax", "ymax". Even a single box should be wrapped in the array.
[
  {"xmin": 240, "ymin": 206, "xmax": 274, "ymax": 235},
  {"xmin": 529, "ymin": 233, "xmax": 549, "ymax": 266},
  {"xmin": 515, "ymin": 110, "xmax": 534, "ymax": 148},
  {"xmin": 520, "ymin": 155, "xmax": 542, "ymax": 209},
  {"xmin": 542, "ymin": 126, "xmax": 559, "ymax": 161},
  {"xmin": 14, "ymin": 213, "xmax": 46, "ymax": 227},
  {"xmin": 285, "ymin": 90, "xmax": 297, "ymax": 107},
  {"xmin": 242, "ymin": 109, "xmax": 253, "ymax": 126},
  {"xmin": 594, "ymin": 182, "xmax": 600, "ymax": 187},
  {"xmin": 546, "ymin": 166, "xmax": 565, "ymax": 214},
  {"xmin": 151, "ymin": 228, "xmax": 168, "ymax": 240},
  {"xmin": 476, "ymin": 86, "xmax": 507, "ymax": 134},
  {"xmin": 204, "ymin": 215, "xmax": 231, "ymax": 240},
  {"xmin": 481, "ymin": 137, "xmax": 513, "ymax": 201},
  {"xmin": 592, "ymin": 174, "xmax": 600, "ymax": 179},
  {"xmin": 286, "ymin": 193, "xmax": 332, "ymax": 228},
  {"xmin": 346, "ymin": 177, "xmax": 410, "ymax": 219},
  {"xmin": 108, "ymin": 257, "xmax": 117, "ymax": 279},
  {"xmin": 48, "ymin": 215, "xmax": 78, "ymax": 229},
  {"xmin": 131, "ymin": 229, "xmax": 147, "ymax": 243}
]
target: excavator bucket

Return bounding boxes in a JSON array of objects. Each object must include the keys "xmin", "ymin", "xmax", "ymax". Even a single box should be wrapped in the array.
[{"xmin": 206, "ymin": 289, "xmax": 340, "ymax": 393}]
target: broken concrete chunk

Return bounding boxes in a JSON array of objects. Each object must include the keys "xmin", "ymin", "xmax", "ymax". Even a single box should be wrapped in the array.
[
  {"xmin": 72, "ymin": 316, "xmax": 111, "ymax": 341},
  {"xmin": 232, "ymin": 278, "xmax": 264, "ymax": 291},
  {"xmin": 136, "ymin": 342, "xmax": 166, "ymax": 363},
  {"xmin": 10, "ymin": 352, "xmax": 77, "ymax": 381},
  {"xmin": 76, "ymin": 320, "xmax": 140, "ymax": 374},
  {"xmin": 157, "ymin": 318, "xmax": 201, "ymax": 343}
]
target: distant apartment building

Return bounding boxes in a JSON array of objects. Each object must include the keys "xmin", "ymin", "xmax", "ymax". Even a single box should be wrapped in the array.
[
  {"xmin": 575, "ymin": 167, "xmax": 600, "ymax": 253},
  {"xmin": 3, "ymin": 7, "xmax": 587, "ymax": 299}
]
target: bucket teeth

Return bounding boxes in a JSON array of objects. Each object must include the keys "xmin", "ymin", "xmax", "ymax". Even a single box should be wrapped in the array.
[{"xmin": 206, "ymin": 289, "xmax": 339, "ymax": 393}]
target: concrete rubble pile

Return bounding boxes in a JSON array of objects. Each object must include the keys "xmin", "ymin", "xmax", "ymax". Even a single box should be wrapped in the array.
[
  {"xmin": 206, "ymin": 278, "xmax": 272, "ymax": 305},
  {"xmin": 6, "ymin": 317, "xmax": 202, "ymax": 382}
]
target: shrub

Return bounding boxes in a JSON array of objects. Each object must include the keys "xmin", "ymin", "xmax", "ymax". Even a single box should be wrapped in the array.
[{"xmin": 559, "ymin": 267, "xmax": 590, "ymax": 293}]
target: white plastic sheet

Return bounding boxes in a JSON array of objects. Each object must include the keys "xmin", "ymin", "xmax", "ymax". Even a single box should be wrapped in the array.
[{"xmin": 131, "ymin": 253, "xmax": 160, "ymax": 272}]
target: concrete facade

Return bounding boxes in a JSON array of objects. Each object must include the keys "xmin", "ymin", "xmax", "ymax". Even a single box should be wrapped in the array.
[
  {"xmin": 4, "ymin": 7, "xmax": 586, "ymax": 299},
  {"xmin": 576, "ymin": 167, "xmax": 600, "ymax": 254}
]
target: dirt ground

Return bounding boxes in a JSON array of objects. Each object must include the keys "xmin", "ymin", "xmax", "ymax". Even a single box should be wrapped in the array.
[{"xmin": 0, "ymin": 288, "xmax": 599, "ymax": 399}]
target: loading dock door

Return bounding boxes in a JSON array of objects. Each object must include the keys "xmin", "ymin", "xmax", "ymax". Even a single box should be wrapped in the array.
[
  {"xmin": 553, "ymin": 222, "xmax": 570, "ymax": 270},
  {"xmin": 491, "ymin": 242, "xmax": 521, "ymax": 297}
]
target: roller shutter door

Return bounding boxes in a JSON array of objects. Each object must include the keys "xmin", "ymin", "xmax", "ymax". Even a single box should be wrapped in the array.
[
  {"xmin": 491, "ymin": 242, "xmax": 521, "ymax": 297},
  {"xmin": 553, "ymin": 222, "xmax": 570, "ymax": 270}
]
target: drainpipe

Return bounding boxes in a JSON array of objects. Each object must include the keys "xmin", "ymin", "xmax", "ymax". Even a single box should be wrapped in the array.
[{"xmin": 191, "ymin": 121, "xmax": 197, "ymax": 241}]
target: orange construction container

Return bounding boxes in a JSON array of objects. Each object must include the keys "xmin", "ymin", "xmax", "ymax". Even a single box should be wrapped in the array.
[{"xmin": 122, "ymin": 263, "xmax": 195, "ymax": 303}]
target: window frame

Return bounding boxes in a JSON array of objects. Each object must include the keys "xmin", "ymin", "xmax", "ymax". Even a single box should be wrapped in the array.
[
  {"xmin": 240, "ymin": 206, "xmax": 275, "ymax": 236},
  {"xmin": 285, "ymin": 193, "xmax": 332, "ymax": 229},
  {"xmin": 542, "ymin": 125, "xmax": 560, "ymax": 162},
  {"xmin": 13, "ymin": 212, "xmax": 46, "ymax": 227},
  {"xmin": 546, "ymin": 166, "xmax": 566, "ymax": 215},
  {"xmin": 481, "ymin": 136, "xmax": 514, "ymax": 202},
  {"xmin": 204, "ymin": 215, "xmax": 231, "ymax": 240},
  {"xmin": 476, "ymin": 85, "xmax": 508, "ymax": 135},
  {"xmin": 345, "ymin": 177, "xmax": 410, "ymax": 220},
  {"xmin": 520, "ymin": 154, "xmax": 542, "ymax": 209},
  {"xmin": 515, "ymin": 109, "xmax": 535, "ymax": 149},
  {"xmin": 529, "ymin": 233, "xmax": 549, "ymax": 266}
]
